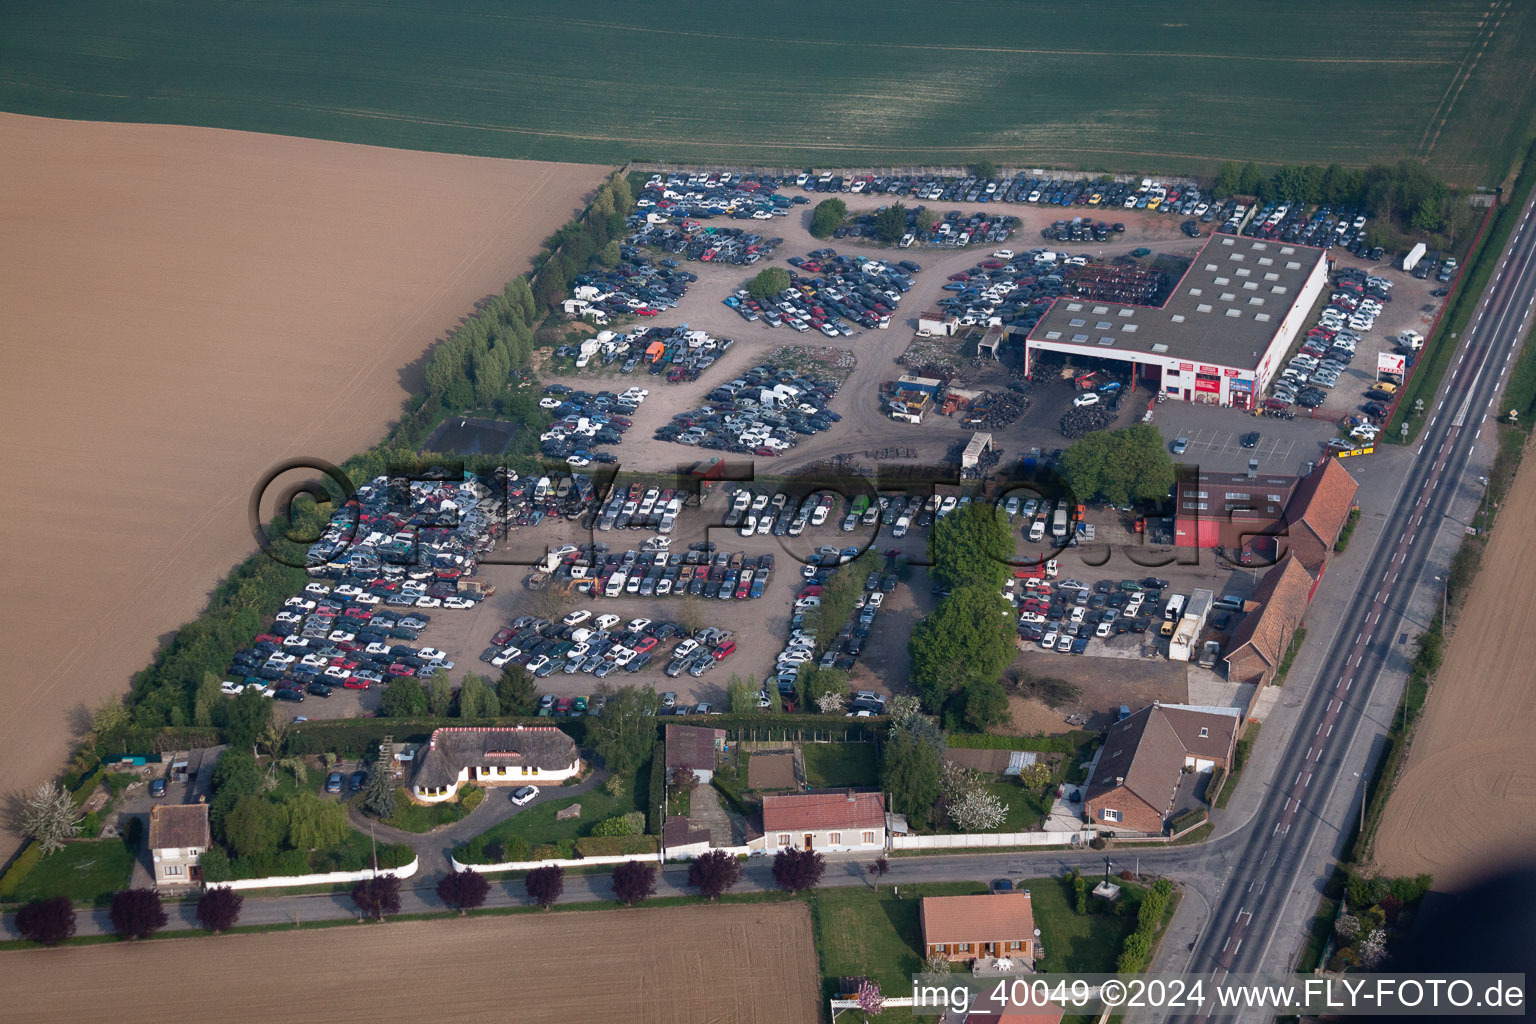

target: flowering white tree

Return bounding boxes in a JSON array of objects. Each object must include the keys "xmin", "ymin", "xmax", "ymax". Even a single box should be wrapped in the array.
[
  {"xmin": 817, "ymin": 692, "xmax": 846, "ymax": 714},
  {"xmin": 1334, "ymin": 912, "xmax": 1360, "ymax": 942},
  {"xmin": 886, "ymin": 694, "xmax": 922, "ymax": 727},
  {"xmin": 20, "ymin": 782, "xmax": 81, "ymax": 855},
  {"xmin": 1357, "ymin": 928, "xmax": 1388, "ymax": 969},
  {"xmin": 950, "ymin": 787, "xmax": 1009, "ymax": 831}
]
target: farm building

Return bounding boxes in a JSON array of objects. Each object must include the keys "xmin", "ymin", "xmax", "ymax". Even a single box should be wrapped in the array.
[
  {"xmin": 1025, "ymin": 235, "xmax": 1329, "ymax": 410},
  {"xmin": 1084, "ymin": 703, "xmax": 1240, "ymax": 834},
  {"xmin": 411, "ymin": 726, "xmax": 580, "ymax": 803},
  {"xmin": 752, "ymin": 790, "xmax": 886, "ymax": 853},
  {"xmin": 1223, "ymin": 556, "xmax": 1316, "ymax": 686}
]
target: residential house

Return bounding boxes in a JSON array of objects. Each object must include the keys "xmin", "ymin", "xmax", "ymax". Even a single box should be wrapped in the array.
[
  {"xmin": 1084, "ymin": 703, "xmax": 1240, "ymax": 834},
  {"xmin": 665, "ymin": 723, "xmax": 724, "ymax": 784},
  {"xmin": 1223, "ymin": 556, "xmax": 1315, "ymax": 687},
  {"xmin": 147, "ymin": 802, "xmax": 210, "ymax": 888},
  {"xmin": 411, "ymin": 726, "xmax": 580, "ymax": 803},
  {"xmin": 753, "ymin": 790, "xmax": 886, "ymax": 853},
  {"xmin": 921, "ymin": 890, "xmax": 1039, "ymax": 965}
]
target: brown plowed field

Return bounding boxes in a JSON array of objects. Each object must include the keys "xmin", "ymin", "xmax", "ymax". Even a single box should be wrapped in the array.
[
  {"xmin": 0, "ymin": 113, "xmax": 601, "ymax": 857},
  {"xmin": 1374, "ymin": 435, "xmax": 1536, "ymax": 889},
  {"xmin": 0, "ymin": 903, "xmax": 821, "ymax": 1024}
]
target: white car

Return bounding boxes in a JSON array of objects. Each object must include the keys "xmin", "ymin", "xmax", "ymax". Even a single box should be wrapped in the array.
[
  {"xmin": 220, "ymin": 680, "xmax": 244, "ymax": 696},
  {"xmin": 626, "ymin": 618, "xmax": 652, "ymax": 632},
  {"xmin": 510, "ymin": 786, "xmax": 540, "ymax": 806},
  {"xmin": 415, "ymin": 597, "xmax": 442, "ymax": 608},
  {"xmin": 563, "ymin": 609, "xmax": 592, "ymax": 626},
  {"xmin": 673, "ymin": 639, "xmax": 700, "ymax": 659},
  {"xmin": 1095, "ymin": 620, "xmax": 1113, "ymax": 638},
  {"xmin": 525, "ymin": 655, "xmax": 550, "ymax": 674},
  {"xmin": 866, "ymin": 592, "xmax": 884, "ymax": 609},
  {"xmin": 418, "ymin": 647, "xmax": 447, "ymax": 661},
  {"xmin": 1073, "ymin": 393, "xmax": 1100, "ymax": 408},
  {"xmin": 353, "ymin": 593, "xmax": 381, "ymax": 606},
  {"xmin": 594, "ymin": 613, "xmax": 621, "ymax": 630},
  {"xmin": 304, "ymin": 583, "xmax": 331, "ymax": 597},
  {"xmin": 778, "ymin": 649, "xmax": 813, "ymax": 665},
  {"xmin": 992, "ymin": 249, "xmax": 1014, "ymax": 260},
  {"xmin": 443, "ymin": 597, "xmax": 474, "ymax": 609}
]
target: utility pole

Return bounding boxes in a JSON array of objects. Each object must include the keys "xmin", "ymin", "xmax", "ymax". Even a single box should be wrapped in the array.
[{"xmin": 370, "ymin": 824, "xmax": 378, "ymax": 874}]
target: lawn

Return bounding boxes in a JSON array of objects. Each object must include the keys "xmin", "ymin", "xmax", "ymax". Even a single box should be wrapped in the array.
[
  {"xmin": 379, "ymin": 786, "xmax": 484, "ymax": 833},
  {"xmin": 457, "ymin": 773, "xmax": 646, "ymax": 862},
  {"xmin": 7, "ymin": 839, "xmax": 135, "ymax": 907},
  {"xmin": 812, "ymin": 876, "xmax": 1138, "ymax": 1022},
  {"xmin": 1, "ymin": 0, "xmax": 1530, "ymax": 183},
  {"xmin": 802, "ymin": 742, "xmax": 879, "ymax": 789}
]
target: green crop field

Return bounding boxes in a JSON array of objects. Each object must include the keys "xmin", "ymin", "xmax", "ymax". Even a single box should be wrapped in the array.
[{"xmin": 1, "ymin": 0, "xmax": 1532, "ymax": 183}]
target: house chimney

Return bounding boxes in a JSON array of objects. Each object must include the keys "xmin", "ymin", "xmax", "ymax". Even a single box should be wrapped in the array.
[
  {"xmin": 847, "ymin": 789, "xmax": 856, "ymax": 802},
  {"xmin": 1116, "ymin": 776, "xmax": 1125, "ymax": 785}
]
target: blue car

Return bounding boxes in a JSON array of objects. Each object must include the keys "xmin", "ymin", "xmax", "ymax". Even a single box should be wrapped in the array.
[{"xmin": 1071, "ymin": 636, "xmax": 1089, "ymax": 655}]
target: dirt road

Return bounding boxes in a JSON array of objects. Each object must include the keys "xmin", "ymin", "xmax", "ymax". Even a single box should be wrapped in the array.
[
  {"xmin": 1374, "ymin": 434, "xmax": 1536, "ymax": 888},
  {"xmin": 0, "ymin": 903, "xmax": 821, "ymax": 1024},
  {"xmin": 0, "ymin": 113, "xmax": 602, "ymax": 860}
]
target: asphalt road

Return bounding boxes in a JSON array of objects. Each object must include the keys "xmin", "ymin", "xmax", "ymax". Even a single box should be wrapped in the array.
[{"xmin": 1170, "ymin": 185, "xmax": 1536, "ymax": 1021}]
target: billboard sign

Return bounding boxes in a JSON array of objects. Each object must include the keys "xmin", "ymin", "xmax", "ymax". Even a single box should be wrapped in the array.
[{"xmin": 1377, "ymin": 352, "xmax": 1406, "ymax": 377}]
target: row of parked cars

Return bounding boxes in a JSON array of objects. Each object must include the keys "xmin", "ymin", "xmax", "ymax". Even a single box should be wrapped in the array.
[
  {"xmin": 763, "ymin": 249, "xmax": 919, "ymax": 333},
  {"xmin": 1018, "ymin": 578, "xmax": 1181, "ymax": 649},
  {"xmin": 480, "ymin": 611, "xmax": 730, "ymax": 682},
  {"xmin": 935, "ymin": 248, "xmax": 1078, "ymax": 333},
  {"xmin": 795, "ymin": 172, "xmax": 1207, "ymax": 217},
  {"xmin": 228, "ymin": 601, "xmax": 448, "ymax": 699},
  {"xmin": 537, "ymin": 385, "xmax": 647, "ymax": 466},
  {"xmin": 567, "ymin": 256, "xmax": 696, "ymax": 321},
  {"xmin": 1270, "ymin": 267, "xmax": 1396, "ymax": 409},
  {"xmin": 656, "ymin": 362, "xmax": 841, "ymax": 454},
  {"xmin": 634, "ymin": 172, "xmax": 806, "ymax": 225},
  {"xmin": 624, "ymin": 223, "xmax": 784, "ymax": 265}
]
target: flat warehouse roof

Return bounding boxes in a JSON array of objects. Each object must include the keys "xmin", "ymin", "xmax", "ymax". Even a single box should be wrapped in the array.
[{"xmin": 1027, "ymin": 236, "xmax": 1326, "ymax": 369}]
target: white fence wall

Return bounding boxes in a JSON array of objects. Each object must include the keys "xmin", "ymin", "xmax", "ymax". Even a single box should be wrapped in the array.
[
  {"xmin": 220, "ymin": 856, "xmax": 419, "ymax": 891},
  {"xmin": 890, "ymin": 830, "xmax": 1093, "ymax": 851},
  {"xmin": 451, "ymin": 852, "xmax": 659, "ymax": 874}
]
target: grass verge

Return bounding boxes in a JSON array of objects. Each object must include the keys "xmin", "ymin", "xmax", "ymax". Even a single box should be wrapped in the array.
[{"xmin": 1214, "ymin": 724, "xmax": 1261, "ymax": 810}]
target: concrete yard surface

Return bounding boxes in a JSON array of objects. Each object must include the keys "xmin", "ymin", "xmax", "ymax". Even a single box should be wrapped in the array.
[{"xmin": 0, "ymin": 903, "xmax": 821, "ymax": 1024}]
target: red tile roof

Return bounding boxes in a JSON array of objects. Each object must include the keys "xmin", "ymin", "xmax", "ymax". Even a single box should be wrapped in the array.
[
  {"xmin": 1225, "ymin": 555, "xmax": 1314, "ymax": 671},
  {"xmin": 147, "ymin": 803, "xmax": 210, "ymax": 850},
  {"xmin": 762, "ymin": 790, "xmax": 885, "ymax": 832},
  {"xmin": 921, "ymin": 891, "xmax": 1035, "ymax": 945},
  {"xmin": 1288, "ymin": 458, "xmax": 1359, "ymax": 550}
]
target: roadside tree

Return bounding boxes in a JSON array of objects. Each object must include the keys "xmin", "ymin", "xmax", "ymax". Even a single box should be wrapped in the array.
[
  {"xmin": 15, "ymin": 897, "xmax": 76, "ymax": 946},
  {"xmin": 437, "ymin": 867, "xmax": 491, "ymax": 915},
  {"xmin": 196, "ymin": 886, "xmax": 243, "ymax": 932},
  {"xmin": 381, "ymin": 676, "xmax": 428, "ymax": 717},
  {"xmin": 687, "ymin": 849, "xmax": 743, "ymax": 900},
  {"xmin": 110, "ymin": 888, "xmax": 168, "ymax": 939},
  {"xmin": 587, "ymin": 685, "xmax": 661, "ymax": 772},
  {"xmin": 611, "ymin": 860, "xmax": 657, "ymax": 907},
  {"xmin": 771, "ymin": 847, "xmax": 825, "ymax": 892},
  {"xmin": 525, "ymin": 865, "xmax": 565, "ymax": 909},
  {"xmin": 350, "ymin": 874, "xmax": 401, "ymax": 921}
]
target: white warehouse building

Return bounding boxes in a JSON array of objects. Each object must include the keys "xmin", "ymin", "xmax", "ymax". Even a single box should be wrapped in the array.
[{"xmin": 1024, "ymin": 235, "xmax": 1329, "ymax": 411}]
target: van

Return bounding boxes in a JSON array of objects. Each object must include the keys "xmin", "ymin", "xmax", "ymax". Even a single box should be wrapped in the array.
[
  {"xmin": 1051, "ymin": 508, "xmax": 1069, "ymax": 538},
  {"xmin": 892, "ymin": 515, "xmax": 911, "ymax": 538},
  {"xmin": 1028, "ymin": 519, "xmax": 1047, "ymax": 543},
  {"xmin": 1164, "ymin": 593, "xmax": 1187, "ymax": 622},
  {"xmin": 1213, "ymin": 594, "xmax": 1246, "ymax": 612},
  {"xmin": 1374, "ymin": 381, "xmax": 1399, "ymax": 395}
]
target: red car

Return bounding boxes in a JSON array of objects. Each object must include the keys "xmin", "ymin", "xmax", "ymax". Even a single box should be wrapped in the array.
[
  {"xmin": 636, "ymin": 308, "xmax": 660, "ymax": 317},
  {"xmin": 492, "ymin": 628, "xmax": 514, "ymax": 646},
  {"xmin": 713, "ymin": 641, "xmax": 736, "ymax": 661},
  {"xmin": 387, "ymin": 663, "xmax": 415, "ymax": 677},
  {"xmin": 343, "ymin": 678, "xmax": 371, "ymax": 690},
  {"xmin": 554, "ymin": 697, "xmax": 573, "ymax": 714},
  {"xmin": 329, "ymin": 657, "xmax": 359, "ymax": 671},
  {"xmin": 633, "ymin": 637, "xmax": 659, "ymax": 654}
]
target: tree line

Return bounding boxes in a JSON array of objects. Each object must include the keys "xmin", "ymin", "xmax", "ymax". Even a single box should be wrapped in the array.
[
  {"xmin": 1212, "ymin": 159, "xmax": 1452, "ymax": 236},
  {"xmin": 529, "ymin": 172, "xmax": 635, "ymax": 314}
]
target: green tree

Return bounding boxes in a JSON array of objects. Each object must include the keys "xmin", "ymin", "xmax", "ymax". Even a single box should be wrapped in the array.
[
  {"xmin": 209, "ymin": 747, "xmax": 262, "ymax": 836},
  {"xmin": 586, "ymin": 684, "xmax": 660, "ymax": 772},
  {"xmin": 915, "ymin": 208, "xmax": 938, "ymax": 234},
  {"xmin": 798, "ymin": 665, "xmax": 850, "ymax": 711},
  {"xmin": 426, "ymin": 670, "xmax": 454, "ymax": 717},
  {"xmin": 970, "ymin": 160, "xmax": 998, "ymax": 182},
  {"xmin": 597, "ymin": 240, "xmax": 621, "ymax": 267},
  {"xmin": 1237, "ymin": 162, "xmax": 1263, "ymax": 196},
  {"xmin": 1058, "ymin": 424, "xmax": 1175, "ymax": 507},
  {"xmin": 908, "ymin": 586, "xmax": 1016, "ymax": 724},
  {"xmin": 958, "ymin": 677, "xmax": 1010, "ymax": 732},
  {"xmin": 810, "ymin": 198, "xmax": 847, "ymax": 238},
  {"xmin": 457, "ymin": 674, "xmax": 499, "ymax": 719},
  {"xmin": 222, "ymin": 795, "xmax": 286, "ymax": 859},
  {"xmin": 929, "ymin": 502, "xmax": 1013, "ymax": 591},
  {"xmin": 220, "ymin": 687, "xmax": 271, "ymax": 750},
  {"xmin": 381, "ymin": 676, "xmax": 428, "ymax": 717},
  {"xmin": 726, "ymin": 675, "xmax": 757, "ymax": 714},
  {"xmin": 192, "ymin": 671, "xmax": 222, "ymax": 728},
  {"xmin": 881, "ymin": 723, "xmax": 944, "ymax": 829},
  {"xmin": 497, "ymin": 667, "xmax": 538, "ymax": 716},
  {"xmin": 1213, "ymin": 161, "xmax": 1241, "ymax": 197},
  {"xmin": 746, "ymin": 266, "xmax": 790, "ymax": 301},
  {"xmin": 284, "ymin": 792, "xmax": 348, "ymax": 851},
  {"xmin": 873, "ymin": 203, "xmax": 908, "ymax": 243},
  {"xmin": 362, "ymin": 745, "xmax": 397, "ymax": 821}
]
